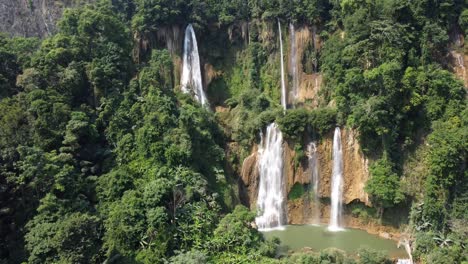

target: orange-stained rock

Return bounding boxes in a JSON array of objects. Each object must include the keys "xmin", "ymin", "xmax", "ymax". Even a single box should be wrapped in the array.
[
  {"xmin": 451, "ymin": 50, "xmax": 468, "ymax": 89},
  {"xmin": 204, "ymin": 63, "xmax": 221, "ymax": 88},
  {"xmin": 449, "ymin": 33, "xmax": 467, "ymax": 89},
  {"xmin": 239, "ymin": 127, "xmax": 370, "ymax": 218},
  {"xmin": 316, "ymin": 128, "xmax": 370, "ymax": 205},
  {"xmin": 240, "ymin": 145, "xmax": 259, "ymax": 209},
  {"xmin": 287, "ymin": 25, "xmax": 323, "ymax": 107}
]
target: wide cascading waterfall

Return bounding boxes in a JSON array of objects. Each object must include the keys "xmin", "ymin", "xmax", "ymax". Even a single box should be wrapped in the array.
[
  {"xmin": 181, "ymin": 24, "xmax": 208, "ymax": 106},
  {"xmin": 289, "ymin": 23, "xmax": 299, "ymax": 102},
  {"xmin": 328, "ymin": 127, "xmax": 344, "ymax": 231},
  {"xmin": 307, "ymin": 142, "xmax": 320, "ymax": 224},
  {"xmin": 278, "ymin": 20, "xmax": 287, "ymax": 110},
  {"xmin": 256, "ymin": 123, "xmax": 286, "ymax": 230}
]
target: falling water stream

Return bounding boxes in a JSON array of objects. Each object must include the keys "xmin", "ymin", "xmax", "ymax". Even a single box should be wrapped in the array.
[
  {"xmin": 181, "ymin": 24, "xmax": 208, "ymax": 106},
  {"xmin": 289, "ymin": 23, "xmax": 299, "ymax": 102},
  {"xmin": 278, "ymin": 21, "xmax": 287, "ymax": 110},
  {"xmin": 329, "ymin": 127, "xmax": 344, "ymax": 231},
  {"xmin": 455, "ymin": 53, "xmax": 466, "ymax": 81},
  {"xmin": 255, "ymin": 21, "xmax": 290, "ymax": 230},
  {"xmin": 255, "ymin": 123, "xmax": 286, "ymax": 230},
  {"xmin": 307, "ymin": 142, "xmax": 320, "ymax": 224},
  {"xmin": 396, "ymin": 260, "xmax": 412, "ymax": 264}
]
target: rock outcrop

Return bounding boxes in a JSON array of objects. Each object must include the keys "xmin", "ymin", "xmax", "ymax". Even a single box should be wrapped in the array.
[
  {"xmin": 240, "ymin": 127, "xmax": 370, "ymax": 224},
  {"xmin": 451, "ymin": 50, "xmax": 467, "ymax": 87},
  {"xmin": 0, "ymin": 0, "xmax": 92, "ymax": 38},
  {"xmin": 288, "ymin": 25, "xmax": 323, "ymax": 107},
  {"xmin": 316, "ymin": 128, "xmax": 370, "ymax": 205},
  {"xmin": 449, "ymin": 33, "xmax": 467, "ymax": 89},
  {"xmin": 240, "ymin": 145, "xmax": 260, "ymax": 208}
]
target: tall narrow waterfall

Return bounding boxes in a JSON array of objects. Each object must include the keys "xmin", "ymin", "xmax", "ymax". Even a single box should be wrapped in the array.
[
  {"xmin": 256, "ymin": 123, "xmax": 286, "ymax": 230},
  {"xmin": 455, "ymin": 53, "xmax": 466, "ymax": 81},
  {"xmin": 328, "ymin": 127, "xmax": 344, "ymax": 231},
  {"xmin": 311, "ymin": 26, "xmax": 318, "ymax": 73},
  {"xmin": 181, "ymin": 24, "xmax": 208, "ymax": 106},
  {"xmin": 289, "ymin": 23, "xmax": 299, "ymax": 102},
  {"xmin": 278, "ymin": 21, "xmax": 287, "ymax": 110},
  {"xmin": 307, "ymin": 142, "xmax": 320, "ymax": 224}
]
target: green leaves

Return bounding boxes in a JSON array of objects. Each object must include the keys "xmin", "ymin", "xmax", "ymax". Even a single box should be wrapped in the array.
[
  {"xmin": 460, "ymin": 9, "xmax": 468, "ymax": 35},
  {"xmin": 210, "ymin": 205, "xmax": 264, "ymax": 254},
  {"xmin": 53, "ymin": 213, "xmax": 103, "ymax": 263},
  {"xmin": 131, "ymin": 0, "xmax": 183, "ymax": 32},
  {"xmin": 365, "ymin": 158, "xmax": 404, "ymax": 209},
  {"xmin": 277, "ymin": 109, "xmax": 309, "ymax": 141},
  {"xmin": 277, "ymin": 107, "xmax": 337, "ymax": 141}
]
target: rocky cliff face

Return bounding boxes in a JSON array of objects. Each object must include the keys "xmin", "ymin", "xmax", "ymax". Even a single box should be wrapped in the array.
[
  {"xmin": 240, "ymin": 128, "xmax": 370, "ymax": 224},
  {"xmin": 0, "ymin": 0, "xmax": 92, "ymax": 38},
  {"xmin": 316, "ymin": 129, "xmax": 370, "ymax": 205},
  {"xmin": 450, "ymin": 34, "xmax": 468, "ymax": 89},
  {"xmin": 218, "ymin": 22, "xmax": 373, "ymax": 226},
  {"xmin": 288, "ymin": 25, "xmax": 323, "ymax": 107},
  {"xmin": 240, "ymin": 145, "xmax": 260, "ymax": 207}
]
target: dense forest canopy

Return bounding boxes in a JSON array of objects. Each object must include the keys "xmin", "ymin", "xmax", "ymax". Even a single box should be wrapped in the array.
[{"xmin": 0, "ymin": 0, "xmax": 466, "ymax": 263}]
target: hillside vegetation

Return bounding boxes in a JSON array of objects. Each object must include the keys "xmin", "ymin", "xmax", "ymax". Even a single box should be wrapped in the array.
[{"xmin": 0, "ymin": 0, "xmax": 466, "ymax": 263}]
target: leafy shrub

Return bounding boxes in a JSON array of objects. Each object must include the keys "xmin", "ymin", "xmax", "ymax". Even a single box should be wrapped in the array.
[
  {"xmin": 210, "ymin": 205, "xmax": 266, "ymax": 254},
  {"xmin": 293, "ymin": 143, "xmax": 306, "ymax": 168},
  {"xmin": 277, "ymin": 107, "xmax": 337, "ymax": 141},
  {"xmin": 459, "ymin": 9, "xmax": 468, "ymax": 35},
  {"xmin": 277, "ymin": 109, "xmax": 309, "ymax": 141},
  {"xmin": 357, "ymin": 247, "xmax": 391, "ymax": 264},
  {"xmin": 309, "ymin": 107, "xmax": 338, "ymax": 135},
  {"xmin": 365, "ymin": 158, "xmax": 404, "ymax": 213},
  {"xmin": 349, "ymin": 203, "xmax": 377, "ymax": 222},
  {"xmin": 288, "ymin": 183, "xmax": 305, "ymax": 200},
  {"xmin": 170, "ymin": 250, "xmax": 208, "ymax": 264}
]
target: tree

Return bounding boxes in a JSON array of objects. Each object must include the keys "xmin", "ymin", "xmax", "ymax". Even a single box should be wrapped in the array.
[
  {"xmin": 365, "ymin": 158, "xmax": 404, "ymax": 217},
  {"xmin": 460, "ymin": 9, "xmax": 468, "ymax": 35},
  {"xmin": 210, "ymin": 205, "xmax": 270, "ymax": 255}
]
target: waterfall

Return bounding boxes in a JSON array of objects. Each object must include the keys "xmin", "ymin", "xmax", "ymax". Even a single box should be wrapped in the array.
[
  {"xmin": 307, "ymin": 142, "xmax": 320, "ymax": 224},
  {"xmin": 278, "ymin": 20, "xmax": 287, "ymax": 110},
  {"xmin": 181, "ymin": 24, "xmax": 208, "ymax": 106},
  {"xmin": 256, "ymin": 123, "xmax": 286, "ymax": 230},
  {"xmin": 328, "ymin": 127, "xmax": 344, "ymax": 231},
  {"xmin": 455, "ymin": 53, "xmax": 466, "ymax": 81},
  {"xmin": 398, "ymin": 238, "xmax": 414, "ymax": 264},
  {"xmin": 396, "ymin": 260, "xmax": 412, "ymax": 264},
  {"xmin": 289, "ymin": 23, "xmax": 299, "ymax": 102},
  {"xmin": 311, "ymin": 26, "xmax": 318, "ymax": 72}
]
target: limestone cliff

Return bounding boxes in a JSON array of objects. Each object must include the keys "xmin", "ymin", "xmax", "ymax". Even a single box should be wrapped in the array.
[
  {"xmin": 287, "ymin": 25, "xmax": 323, "ymax": 107},
  {"xmin": 0, "ymin": 0, "xmax": 92, "ymax": 38},
  {"xmin": 316, "ymin": 128, "xmax": 370, "ymax": 205},
  {"xmin": 449, "ymin": 33, "xmax": 468, "ymax": 89},
  {"xmin": 228, "ymin": 22, "xmax": 372, "ymax": 225},
  {"xmin": 240, "ymin": 145, "xmax": 259, "ymax": 207},
  {"xmin": 240, "ymin": 127, "xmax": 370, "ymax": 223}
]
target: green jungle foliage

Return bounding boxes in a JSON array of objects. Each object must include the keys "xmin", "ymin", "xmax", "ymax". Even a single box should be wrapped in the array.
[
  {"xmin": 288, "ymin": 183, "xmax": 305, "ymax": 200},
  {"xmin": 0, "ymin": 0, "xmax": 466, "ymax": 263}
]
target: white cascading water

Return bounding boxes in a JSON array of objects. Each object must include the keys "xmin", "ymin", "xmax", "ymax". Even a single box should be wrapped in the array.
[
  {"xmin": 328, "ymin": 127, "xmax": 344, "ymax": 231},
  {"xmin": 398, "ymin": 238, "xmax": 414, "ymax": 264},
  {"xmin": 181, "ymin": 24, "xmax": 208, "ymax": 106},
  {"xmin": 278, "ymin": 20, "xmax": 287, "ymax": 110},
  {"xmin": 455, "ymin": 53, "xmax": 466, "ymax": 81},
  {"xmin": 311, "ymin": 26, "xmax": 318, "ymax": 72},
  {"xmin": 307, "ymin": 142, "xmax": 320, "ymax": 224},
  {"xmin": 396, "ymin": 260, "xmax": 412, "ymax": 264},
  {"xmin": 256, "ymin": 123, "xmax": 286, "ymax": 230},
  {"xmin": 289, "ymin": 23, "xmax": 299, "ymax": 102}
]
